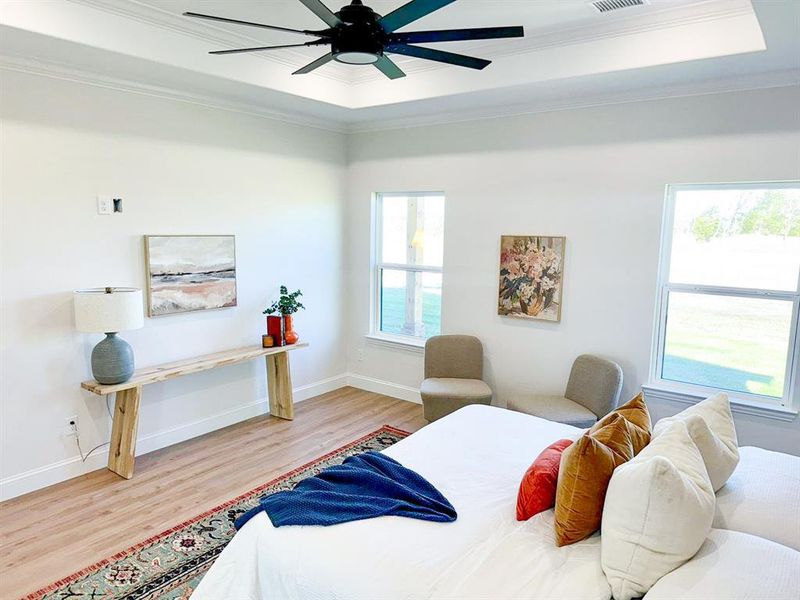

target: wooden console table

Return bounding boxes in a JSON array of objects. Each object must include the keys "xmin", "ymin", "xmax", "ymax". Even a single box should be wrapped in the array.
[{"xmin": 81, "ymin": 342, "xmax": 308, "ymax": 479}]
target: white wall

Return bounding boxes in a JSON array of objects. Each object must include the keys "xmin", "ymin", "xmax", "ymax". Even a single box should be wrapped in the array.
[
  {"xmin": 345, "ymin": 86, "xmax": 800, "ymax": 455},
  {"xmin": 2, "ymin": 73, "xmax": 798, "ymax": 502},
  {"xmin": 0, "ymin": 70, "xmax": 347, "ymax": 498}
]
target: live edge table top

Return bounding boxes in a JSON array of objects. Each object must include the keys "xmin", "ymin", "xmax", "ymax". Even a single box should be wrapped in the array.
[{"xmin": 81, "ymin": 342, "xmax": 309, "ymax": 395}]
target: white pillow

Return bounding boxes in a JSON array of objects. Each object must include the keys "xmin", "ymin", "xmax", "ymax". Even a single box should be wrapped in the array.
[
  {"xmin": 644, "ymin": 529, "xmax": 800, "ymax": 600},
  {"xmin": 601, "ymin": 421, "xmax": 715, "ymax": 600},
  {"xmin": 653, "ymin": 393, "xmax": 738, "ymax": 491},
  {"xmin": 715, "ymin": 446, "xmax": 800, "ymax": 551}
]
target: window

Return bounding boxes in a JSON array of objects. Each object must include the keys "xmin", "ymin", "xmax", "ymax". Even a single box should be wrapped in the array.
[
  {"xmin": 372, "ymin": 192, "xmax": 444, "ymax": 345},
  {"xmin": 653, "ymin": 182, "xmax": 800, "ymax": 409}
]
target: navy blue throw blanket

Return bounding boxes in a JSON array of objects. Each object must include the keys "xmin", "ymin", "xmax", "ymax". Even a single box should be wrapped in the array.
[{"xmin": 235, "ymin": 451, "xmax": 456, "ymax": 529}]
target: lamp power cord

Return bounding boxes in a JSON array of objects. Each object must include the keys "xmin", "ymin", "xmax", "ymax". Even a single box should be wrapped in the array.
[{"xmin": 74, "ymin": 394, "xmax": 114, "ymax": 463}]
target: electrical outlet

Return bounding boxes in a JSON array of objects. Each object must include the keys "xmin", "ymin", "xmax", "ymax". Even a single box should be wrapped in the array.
[
  {"xmin": 356, "ymin": 349, "xmax": 364, "ymax": 362},
  {"xmin": 64, "ymin": 415, "xmax": 79, "ymax": 438},
  {"xmin": 97, "ymin": 195, "xmax": 112, "ymax": 215}
]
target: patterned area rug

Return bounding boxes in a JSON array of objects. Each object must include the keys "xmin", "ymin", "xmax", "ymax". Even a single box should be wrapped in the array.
[{"xmin": 24, "ymin": 425, "xmax": 409, "ymax": 600}]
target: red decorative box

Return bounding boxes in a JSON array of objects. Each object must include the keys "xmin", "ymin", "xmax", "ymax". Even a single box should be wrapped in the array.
[{"xmin": 266, "ymin": 315, "xmax": 285, "ymax": 346}]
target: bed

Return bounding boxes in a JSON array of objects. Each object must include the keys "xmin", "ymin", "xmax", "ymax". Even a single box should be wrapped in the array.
[{"xmin": 192, "ymin": 404, "xmax": 800, "ymax": 600}]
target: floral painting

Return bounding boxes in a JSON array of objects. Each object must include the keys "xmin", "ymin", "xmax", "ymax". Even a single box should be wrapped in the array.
[
  {"xmin": 498, "ymin": 235, "xmax": 565, "ymax": 322},
  {"xmin": 145, "ymin": 235, "xmax": 237, "ymax": 316}
]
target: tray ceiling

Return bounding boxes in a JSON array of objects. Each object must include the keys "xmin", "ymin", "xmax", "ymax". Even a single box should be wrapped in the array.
[{"xmin": 1, "ymin": 0, "xmax": 797, "ymax": 130}]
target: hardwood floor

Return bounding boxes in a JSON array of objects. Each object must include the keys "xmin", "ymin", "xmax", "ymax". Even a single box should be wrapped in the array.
[{"xmin": 0, "ymin": 387, "xmax": 427, "ymax": 599}]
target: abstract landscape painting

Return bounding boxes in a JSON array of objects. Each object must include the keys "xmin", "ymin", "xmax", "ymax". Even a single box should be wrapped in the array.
[
  {"xmin": 498, "ymin": 235, "xmax": 565, "ymax": 322},
  {"xmin": 145, "ymin": 235, "xmax": 237, "ymax": 316}
]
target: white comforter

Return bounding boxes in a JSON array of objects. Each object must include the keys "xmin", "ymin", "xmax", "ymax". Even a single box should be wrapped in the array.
[{"xmin": 192, "ymin": 405, "xmax": 611, "ymax": 600}]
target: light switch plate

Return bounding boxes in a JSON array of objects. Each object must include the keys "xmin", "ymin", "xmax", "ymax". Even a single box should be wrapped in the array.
[{"xmin": 97, "ymin": 195, "xmax": 112, "ymax": 215}]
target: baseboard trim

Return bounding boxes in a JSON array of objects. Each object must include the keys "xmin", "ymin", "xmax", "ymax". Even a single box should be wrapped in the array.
[
  {"xmin": 294, "ymin": 374, "xmax": 349, "ymax": 402},
  {"xmin": 0, "ymin": 374, "xmax": 348, "ymax": 502},
  {"xmin": 346, "ymin": 373, "xmax": 422, "ymax": 404}
]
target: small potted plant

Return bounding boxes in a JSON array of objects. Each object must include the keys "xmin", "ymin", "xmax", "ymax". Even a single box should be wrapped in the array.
[{"xmin": 263, "ymin": 286, "xmax": 305, "ymax": 345}]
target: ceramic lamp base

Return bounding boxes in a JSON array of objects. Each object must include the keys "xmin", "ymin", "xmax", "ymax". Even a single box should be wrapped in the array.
[{"xmin": 91, "ymin": 332, "xmax": 135, "ymax": 384}]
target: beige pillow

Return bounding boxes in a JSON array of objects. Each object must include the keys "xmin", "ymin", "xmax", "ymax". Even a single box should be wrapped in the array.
[
  {"xmin": 601, "ymin": 421, "xmax": 715, "ymax": 600},
  {"xmin": 653, "ymin": 393, "xmax": 738, "ymax": 491}
]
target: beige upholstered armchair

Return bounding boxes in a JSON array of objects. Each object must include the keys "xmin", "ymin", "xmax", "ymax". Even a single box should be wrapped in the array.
[
  {"xmin": 420, "ymin": 335, "xmax": 493, "ymax": 422},
  {"xmin": 508, "ymin": 354, "xmax": 623, "ymax": 428}
]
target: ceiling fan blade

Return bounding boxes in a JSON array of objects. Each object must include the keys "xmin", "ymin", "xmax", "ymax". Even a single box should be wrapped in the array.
[
  {"xmin": 293, "ymin": 52, "xmax": 335, "ymax": 74},
  {"xmin": 385, "ymin": 43, "xmax": 490, "ymax": 70},
  {"xmin": 374, "ymin": 55, "xmax": 406, "ymax": 80},
  {"xmin": 184, "ymin": 12, "xmax": 320, "ymax": 37},
  {"xmin": 391, "ymin": 26, "xmax": 524, "ymax": 44},
  {"xmin": 379, "ymin": 0, "xmax": 457, "ymax": 33},
  {"xmin": 210, "ymin": 41, "xmax": 328, "ymax": 55},
  {"xmin": 297, "ymin": 0, "xmax": 342, "ymax": 28}
]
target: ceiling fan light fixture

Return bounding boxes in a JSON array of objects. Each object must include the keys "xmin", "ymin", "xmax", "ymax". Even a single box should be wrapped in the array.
[
  {"xmin": 189, "ymin": 0, "xmax": 525, "ymax": 80},
  {"xmin": 334, "ymin": 51, "xmax": 380, "ymax": 64}
]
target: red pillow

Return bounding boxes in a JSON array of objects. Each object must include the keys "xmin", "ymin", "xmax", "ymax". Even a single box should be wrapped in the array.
[{"xmin": 516, "ymin": 439, "xmax": 574, "ymax": 521}]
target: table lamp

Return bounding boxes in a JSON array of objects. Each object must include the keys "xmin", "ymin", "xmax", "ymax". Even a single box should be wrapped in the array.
[{"xmin": 74, "ymin": 287, "xmax": 144, "ymax": 384}]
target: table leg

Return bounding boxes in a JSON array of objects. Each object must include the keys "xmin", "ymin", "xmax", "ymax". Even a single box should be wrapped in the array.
[
  {"xmin": 266, "ymin": 352, "xmax": 294, "ymax": 420},
  {"xmin": 107, "ymin": 385, "xmax": 142, "ymax": 479}
]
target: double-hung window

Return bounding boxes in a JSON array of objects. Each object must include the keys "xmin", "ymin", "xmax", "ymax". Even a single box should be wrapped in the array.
[
  {"xmin": 371, "ymin": 192, "xmax": 444, "ymax": 345},
  {"xmin": 652, "ymin": 182, "xmax": 800, "ymax": 411}
]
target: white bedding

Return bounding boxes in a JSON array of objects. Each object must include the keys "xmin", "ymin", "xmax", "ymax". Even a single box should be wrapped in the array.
[
  {"xmin": 644, "ymin": 529, "xmax": 800, "ymax": 600},
  {"xmin": 192, "ymin": 405, "xmax": 610, "ymax": 600},
  {"xmin": 714, "ymin": 446, "xmax": 800, "ymax": 551}
]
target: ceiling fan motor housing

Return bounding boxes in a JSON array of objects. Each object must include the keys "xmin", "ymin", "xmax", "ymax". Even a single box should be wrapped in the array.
[{"xmin": 331, "ymin": 0, "xmax": 387, "ymax": 64}]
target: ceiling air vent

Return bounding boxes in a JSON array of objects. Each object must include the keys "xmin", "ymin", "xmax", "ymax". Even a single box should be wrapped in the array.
[{"xmin": 591, "ymin": 0, "xmax": 646, "ymax": 13}]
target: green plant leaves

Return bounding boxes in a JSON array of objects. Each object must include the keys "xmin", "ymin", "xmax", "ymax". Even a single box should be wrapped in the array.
[{"xmin": 262, "ymin": 286, "xmax": 305, "ymax": 315}]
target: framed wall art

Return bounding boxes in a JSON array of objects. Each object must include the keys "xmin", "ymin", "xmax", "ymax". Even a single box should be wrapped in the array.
[
  {"xmin": 498, "ymin": 235, "xmax": 565, "ymax": 322},
  {"xmin": 144, "ymin": 235, "xmax": 237, "ymax": 316}
]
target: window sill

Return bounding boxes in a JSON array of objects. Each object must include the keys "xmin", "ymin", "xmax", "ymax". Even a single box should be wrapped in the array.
[
  {"xmin": 642, "ymin": 384, "xmax": 798, "ymax": 422},
  {"xmin": 365, "ymin": 334, "xmax": 426, "ymax": 354}
]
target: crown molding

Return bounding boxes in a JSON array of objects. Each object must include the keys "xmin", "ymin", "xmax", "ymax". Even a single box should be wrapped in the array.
[
  {"xmin": 0, "ymin": 55, "xmax": 348, "ymax": 133},
  {"xmin": 3, "ymin": 53, "xmax": 796, "ymax": 137},
  {"xmin": 345, "ymin": 70, "xmax": 800, "ymax": 133}
]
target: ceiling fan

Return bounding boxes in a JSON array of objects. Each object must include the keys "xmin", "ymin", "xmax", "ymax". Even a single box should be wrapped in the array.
[{"xmin": 184, "ymin": 0, "xmax": 524, "ymax": 80}]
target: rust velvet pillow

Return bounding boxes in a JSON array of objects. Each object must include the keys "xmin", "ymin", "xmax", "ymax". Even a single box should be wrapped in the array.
[
  {"xmin": 516, "ymin": 439, "xmax": 574, "ymax": 521},
  {"xmin": 554, "ymin": 414, "xmax": 635, "ymax": 546},
  {"xmin": 591, "ymin": 392, "xmax": 652, "ymax": 455}
]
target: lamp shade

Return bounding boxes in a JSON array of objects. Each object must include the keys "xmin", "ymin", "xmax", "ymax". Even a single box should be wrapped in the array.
[{"xmin": 74, "ymin": 287, "xmax": 144, "ymax": 333}]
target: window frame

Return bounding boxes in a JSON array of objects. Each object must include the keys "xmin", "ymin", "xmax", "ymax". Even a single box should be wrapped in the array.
[
  {"xmin": 369, "ymin": 191, "xmax": 445, "ymax": 348},
  {"xmin": 651, "ymin": 181, "xmax": 800, "ymax": 413}
]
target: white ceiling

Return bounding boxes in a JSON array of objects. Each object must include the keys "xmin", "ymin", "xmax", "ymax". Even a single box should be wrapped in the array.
[{"xmin": 1, "ymin": 0, "xmax": 798, "ymax": 131}]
